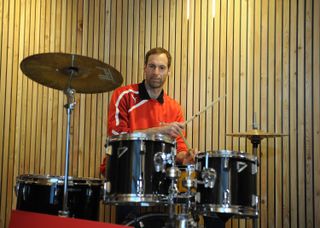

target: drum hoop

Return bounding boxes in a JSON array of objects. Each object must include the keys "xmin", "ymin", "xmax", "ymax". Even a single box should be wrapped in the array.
[
  {"xmin": 108, "ymin": 132, "xmax": 174, "ymax": 144},
  {"xmin": 196, "ymin": 150, "xmax": 257, "ymax": 162},
  {"xmin": 16, "ymin": 174, "xmax": 102, "ymax": 186}
]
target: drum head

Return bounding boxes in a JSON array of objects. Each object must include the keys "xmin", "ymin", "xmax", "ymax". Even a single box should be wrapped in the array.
[
  {"xmin": 108, "ymin": 132, "xmax": 174, "ymax": 145},
  {"xmin": 16, "ymin": 174, "xmax": 102, "ymax": 186},
  {"xmin": 196, "ymin": 150, "xmax": 257, "ymax": 162}
]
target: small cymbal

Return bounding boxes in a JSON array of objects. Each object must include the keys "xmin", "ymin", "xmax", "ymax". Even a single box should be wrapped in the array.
[
  {"xmin": 20, "ymin": 53, "xmax": 123, "ymax": 93},
  {"xmin": 226, "ymin": 129, "xmax": 287, "ymax": 139}
]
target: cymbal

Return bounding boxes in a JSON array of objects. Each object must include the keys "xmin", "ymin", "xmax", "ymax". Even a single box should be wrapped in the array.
[
  {"xmin": 226, "ymin": 129, "xmax": 287, "ymax": 139},
  {"xmin": 20, "ymin": 53, "xmax": 123, "ymax": 93}
]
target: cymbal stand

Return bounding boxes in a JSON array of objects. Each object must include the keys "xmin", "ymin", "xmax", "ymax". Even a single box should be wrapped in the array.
[{"xmin": 58, "ymin": 87, "xmax": 76, "ymax": 217}]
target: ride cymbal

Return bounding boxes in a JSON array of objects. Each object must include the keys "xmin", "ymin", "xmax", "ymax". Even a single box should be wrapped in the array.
[{"xmin": 20, "ymin": 53, "xmax": 123, "ymax": 93}]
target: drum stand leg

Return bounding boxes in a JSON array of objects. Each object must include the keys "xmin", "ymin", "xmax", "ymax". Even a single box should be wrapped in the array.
[{"xmin": 58, "ymin": 88, "xmax": 76, "ymax": 217}]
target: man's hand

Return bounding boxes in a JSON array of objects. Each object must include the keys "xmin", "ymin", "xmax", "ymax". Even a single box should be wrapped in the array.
[
  {"xmin": 176, "ymin": 148, "xmax": 198, "ymax": 165},
  {"xmin": 159, "ymin": 122, "xmax": 184, "ymax": 138}
]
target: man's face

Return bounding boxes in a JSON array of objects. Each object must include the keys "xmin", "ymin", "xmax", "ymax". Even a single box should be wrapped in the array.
[{"xmin": 144, "ymin": 53, "xmax": 170, "ymax": 89}]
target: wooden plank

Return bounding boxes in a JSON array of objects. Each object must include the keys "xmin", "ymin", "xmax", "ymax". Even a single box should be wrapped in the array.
[
  {"xmin": 289, "ymin": 0, "xmax": 298, "ymax": 226},
  {"xmin": 0, "ymin": 6, "xmax": 9, "ymax": 227},
  {"xmin": 186, "ymin": 0, "xmax": 194, "ymax": 149},
  {"xmin": 3, "ymin": 0, "xmax": 15, "ymax": 225},
  {"xmin": 239, "ymin": 0, "xmax": 247, "ymax": 153},
  {"xmin": 198, "ymin": 0, "xmax": 207, "ymax": 152},
  {"xmin": 225, "ymin": 0, "xmax": 234, "ymax": 152},
  {"xmin": 126, "ymin": 0, "xmax": 133, "ymax": 84},
  {"xmin": 304, "ymin": 0, "xmax": 313, "ymax": 227},
  {"xmin": 151, "ymin": 0, "xmax": 157, "ymax": 48},
  {"xmin": 131, "ymin": 0, "xmax": 139, "ymax": 84},
  {"xmin": 232, "ymin": 0, "xmax": 240, "ymax": 154},
  {"xmin": 180, "ymin": 0, "xmax": 188, "ymax": 143},
  {"xmin": 157, "ymin": 0, "xmax": 164, "ymax": 47},
  {"xmin": 313, "ymin": 0, "xmax": 320, "ymax": 226},
  {"xmin": 212, "ymin": 0, "xmax": 220, "ymax": 151},
  {"xmin": 165, "ymin": 0, "xmax": 173, "ymax": 97},
  {"xmin": 205, "ymin": 0, "xmax": 213, "ymax": 152},
  {"xmin": 120, "ymin": 0, "xmax": 128, "ymax": 84},
  {"xmin": 297, "ymin": 0, "xmax": 306, "ymax": 226},
  {"xmin": 192, "ymin": 0, "xmax": 200, "ymax": 151},
  {"xmin": 274, "ymin": 0, "xmax": 283, "ymax": 227},
  {"xmin": 218, "ymin": 0, "xmax": 226, "ymax": 150},
  {"xmin": 11, "ymin": 0, "xmax": 22, "ymax": 215},
  {"xmin": 282, "ymin": 0, "xmax": 290, "ymax": 226}
]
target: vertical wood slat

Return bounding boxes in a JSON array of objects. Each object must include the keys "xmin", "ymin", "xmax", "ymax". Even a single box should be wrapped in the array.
[
  {"xmin": 313, "ymin": 1, "xmax": 320, "ymax": 227},
  {"xmin": 0, "ymin": 1, "xmax": 319, "ymax": 228}
]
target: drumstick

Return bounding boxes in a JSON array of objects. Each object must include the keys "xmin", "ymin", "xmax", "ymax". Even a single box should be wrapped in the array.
[
  {"xmin": 179, "ymin": 130, "xmax": 191, "ymax": 151},
  {"xmin": 183, "ymin": 94, "xmax": 227, "ymax": 125}
]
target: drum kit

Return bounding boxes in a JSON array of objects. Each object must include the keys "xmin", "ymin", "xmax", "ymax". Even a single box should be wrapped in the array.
[{"xmin": 15, "ymin": 53, "xmax": 287, "ymax": 227}]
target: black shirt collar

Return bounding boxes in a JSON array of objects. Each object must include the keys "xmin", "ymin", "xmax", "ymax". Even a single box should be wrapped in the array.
[{"xmin": 138, "ymin": 80, "xmax": 164, "ymax": 104}]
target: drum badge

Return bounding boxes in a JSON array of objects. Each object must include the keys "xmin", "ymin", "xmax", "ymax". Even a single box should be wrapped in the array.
[
  {"xmin": 117, "ymin": 146, "xmax": 128, "ymax": 158},
  {"xmin": 237, "ymin": 161, "xmax": 247, "ymax": 173}
]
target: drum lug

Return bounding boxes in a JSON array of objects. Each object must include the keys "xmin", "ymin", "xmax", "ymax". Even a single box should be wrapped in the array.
[
  {"xmin": 182, "ymin": 165, "xmax": 197, "ymax": 189},
  {"xmin": 103, "ymin": 181, "xmax": 111, "ymax": 201},
  {"xmin": 224, "ymin": 158, "xmax": 229, "ymax": 169},
  {"xmin": 201, "ymin": 168, "xmax": 217, "ymax": 188},
  {"xmin": 154, "ymin": 152, "xmax": 167, "ymax": 172},
  {"xmin": 22, "ymin": 185, "xmax": 29, "ymax": 201},
  {"xmin": 136, "ymin": 177, "xmax": 144, "ymax": 195},
  {"xmin": 223, "ymin": 189, "xmax": 231, "ymax": 205},
  {"xmin": 252, "ymin": 194, "xmax": 259, "ymax": 207},
  {"xmin": 166, "ymin": 166, "xmax": 181, "ymax": 179},
  {"xmin": 15, "ymin": 183, "xmax": 20, "ymax": 197},
  {"xmin": 140, "ymin": 140, "xmax": 146, "ymax": 154},
  {"xmin": 252, "ymin": 163, "xmax": 258, "ymax": 174},
  {"xmin": 51, "ymin": 184, "xmax": 59, "ymax": 205}
]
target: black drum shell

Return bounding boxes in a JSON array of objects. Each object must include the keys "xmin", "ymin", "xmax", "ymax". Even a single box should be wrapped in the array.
[
  {"xmin": 196, "ymin": 150, "xmax": 258, "ymax": 217},
  {"xmin": 15, "ymin": 175, "xmax": 102, "ymax": 221},
  {"xmin": 105, "ymin": 133, "xmax": 174, "ymax": 204}
]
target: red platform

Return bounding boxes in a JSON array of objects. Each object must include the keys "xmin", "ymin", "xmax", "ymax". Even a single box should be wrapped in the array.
[{"xmin": 9, "ymin": 210, "xmax": 131, "ymax": 228}]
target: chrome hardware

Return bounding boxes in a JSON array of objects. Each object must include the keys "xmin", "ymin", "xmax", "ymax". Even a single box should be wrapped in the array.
[
  {"xmin": 224, "ymin": 158, "xmax": 229, "ymax": 169},
  {"xmin": 223, "ymin": 189, "xmax": 231, "ymax": 205},
  {"xmin": 140, "ymin": 140, "xmax": 146, "ymax": 153},
  {"xmin": 166, "ymin": 166, "xmax": 181, "ymax": 179},
  {"xmin": 252, "ymin": 162, "xmax": 258, "ymax": 174},
  {"xmin": 136, "ymin": 176, "xmax": 144, "ymax": 195},
  {"xmin": 252, "ymin": 194, "xmax": 259, "ymax": 207},
  {"xmin": 154, "ymin": 152, "xmax": 167, "ymax": 172},
  {"xmin": 201, "ymin": 167, "xmax": 216, "ymax": 188}
]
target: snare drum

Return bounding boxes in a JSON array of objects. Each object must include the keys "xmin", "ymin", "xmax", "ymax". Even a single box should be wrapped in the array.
[
  {"xmin": 104, "ymin": 132, "xmax": 175, "ymax": 205},
  {"xmin": 15, "ymin": 175, "xmax": 102, "ymax": 220},
  {"xmin": 196, "ymin": 150, "xmax": 259, "ymax": 217}
]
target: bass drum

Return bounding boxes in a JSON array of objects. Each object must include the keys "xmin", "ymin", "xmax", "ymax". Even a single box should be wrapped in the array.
[
  {"xmin": 104, "ymin": 132, "xmax": 175, "ymax": 205},
  {"xmin": 196, "ymin": 150, "xmax": 259, "ymax": 217},
  {"xmin": 15, "ymin": 174, "xmax": 102, "ymax": 220}
]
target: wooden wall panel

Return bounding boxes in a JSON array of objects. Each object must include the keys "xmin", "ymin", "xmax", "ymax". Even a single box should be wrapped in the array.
[{"xmin": 0, "ymin": 0, "xmax": 319, "ymax": 228}]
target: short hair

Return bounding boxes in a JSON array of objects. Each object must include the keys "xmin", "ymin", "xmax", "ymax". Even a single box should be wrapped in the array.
[{"xmin": 144, "ymin": 47, "xmax": 172, "ymax": 68}]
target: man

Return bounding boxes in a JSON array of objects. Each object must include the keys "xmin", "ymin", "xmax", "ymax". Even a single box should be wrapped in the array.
[
  {"xmin": 100, "ymin": 47, "xmax": 194, "ymax": 174},
  {"xmin": 100, "ymin": 47, "xmax": 195, "ymax": 226}
]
